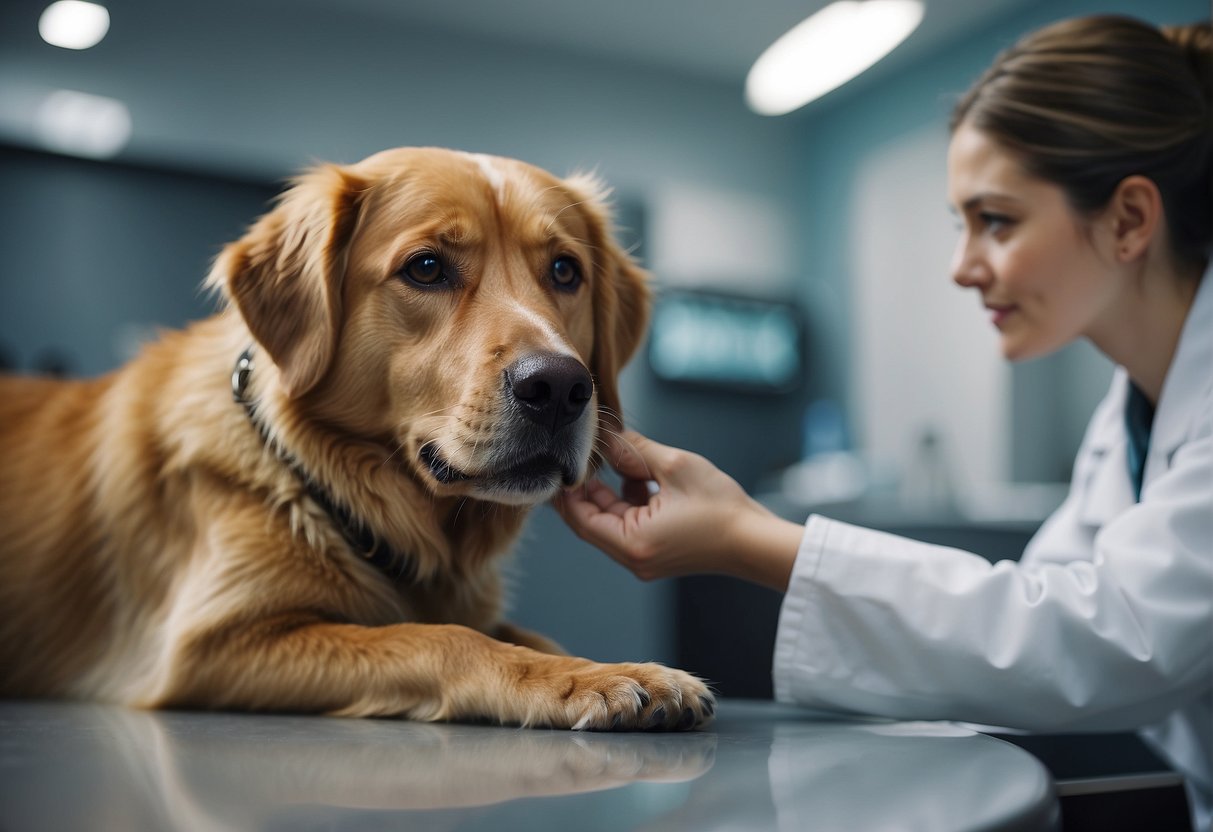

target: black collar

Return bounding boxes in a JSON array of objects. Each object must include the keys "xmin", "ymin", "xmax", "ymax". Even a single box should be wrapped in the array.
[{"xmin": 231, "ymin": 347, "xmax": 415, "ymax": 582}]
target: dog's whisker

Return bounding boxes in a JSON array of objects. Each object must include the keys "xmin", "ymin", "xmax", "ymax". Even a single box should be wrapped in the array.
[
  {"xmin": 545, "ymin": 199, "xmax": 591, "ymax": 234},
  {"xmin": 522, "ymin": 183, "xmax": 567, "ymax": 221},
  {"xmin": 412, "ymin": 404, "xmax": 466, "ymax": 422},
  {"xmin": 378, "ymin": 438, "xmax": 410, "ymax": 469},
  {"xmin": 590, "ymin": 418, "xmax": 655, "ymax": 481},
  {"xmin": 452, "ymin": 497, "xmax": 469, "ymax": 526}
]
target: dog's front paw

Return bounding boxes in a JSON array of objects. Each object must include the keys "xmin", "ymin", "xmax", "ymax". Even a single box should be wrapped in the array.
[{"xmin": 514, "ymin": 657, "xmax": 715, "ymax": 732}]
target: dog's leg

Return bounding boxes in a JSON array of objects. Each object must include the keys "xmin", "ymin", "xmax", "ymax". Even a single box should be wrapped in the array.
[
  {"xmin": 148, "ymin": 498, "xmax": 713, "ymax": 730},
  {"xmin": 491, "ymin": 622, "xmax": 568, "ymax": 655},
  {"xmin": 154, "ymin": 618, "xmax": 713, "ymax": 731}
]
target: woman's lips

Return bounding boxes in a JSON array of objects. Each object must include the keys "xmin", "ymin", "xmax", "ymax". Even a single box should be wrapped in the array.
[{"xmin": 986, "ymin": 304, "xmax": 1015, "ymax": 328}]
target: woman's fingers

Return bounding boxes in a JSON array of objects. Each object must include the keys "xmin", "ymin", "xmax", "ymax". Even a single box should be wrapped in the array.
[
  {"xmin": 554, "ymin": 483, "xmax": 633, "ymax": 559},
  {"xmin": 583, "ymin": 478, "xmax": 632, "ymax": 517},
  {"xmin": 620, "ymin": 477, "xmax": 651, "ymax": 507},
  {"xmin": 606, "ymin": 430, "xmax": 676, "ymax": 483}
]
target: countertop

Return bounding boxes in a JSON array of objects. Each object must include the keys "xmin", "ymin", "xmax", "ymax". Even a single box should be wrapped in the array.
[{"xmin": 0, "ymin": 698, "xmax": 1059, "ymax": 831}]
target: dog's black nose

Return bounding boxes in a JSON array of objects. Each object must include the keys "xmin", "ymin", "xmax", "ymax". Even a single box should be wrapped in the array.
[{"xmin": 507, "ymin": 353, "xmax": 593, "ymax": 432}]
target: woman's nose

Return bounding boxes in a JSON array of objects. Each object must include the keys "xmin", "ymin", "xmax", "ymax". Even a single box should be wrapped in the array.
[{"xmin": 950, "ymin": 235, "xmax": 990, "ymax": 289}]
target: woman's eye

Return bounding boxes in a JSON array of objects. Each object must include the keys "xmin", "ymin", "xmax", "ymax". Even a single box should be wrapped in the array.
[
  {"xmin": 401, "ymin": 253, "xmax": 447, "ymax": 286},
  {"xmin": 551, "ymin": 256, "xmax": 582, "ymax": 291},
  {"xmin": 979, "ymin": 212, "xmax": 1014, "ymax": 233}
]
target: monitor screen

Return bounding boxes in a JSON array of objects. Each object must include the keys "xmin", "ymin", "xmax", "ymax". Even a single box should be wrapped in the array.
[{"xmin": 647, "ymin": 290, "xmax": 804, "ymax": 394}]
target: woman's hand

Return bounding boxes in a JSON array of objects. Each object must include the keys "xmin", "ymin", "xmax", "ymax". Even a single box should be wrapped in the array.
[{"xmin": 553, "ymin": 431, "xmax": 804, "ymax": 591}]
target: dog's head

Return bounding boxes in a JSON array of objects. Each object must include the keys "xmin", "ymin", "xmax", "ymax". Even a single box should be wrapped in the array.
[{"xmin": 209, "ymin": 147, "xmax": 649, "ymax": 506}]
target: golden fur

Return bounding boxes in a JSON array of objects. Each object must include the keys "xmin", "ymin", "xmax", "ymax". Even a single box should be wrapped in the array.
[{"xmin": 0, "ymin": 147, "xmax": 714, "ymax": 730}]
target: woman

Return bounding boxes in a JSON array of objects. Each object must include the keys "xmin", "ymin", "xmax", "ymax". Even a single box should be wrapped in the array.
[{"xmin": 556, "ymin": 15, "xmax": 1212, "ymax": 829}]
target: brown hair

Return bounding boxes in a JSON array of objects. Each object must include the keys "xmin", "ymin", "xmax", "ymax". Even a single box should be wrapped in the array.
[{"xmin": 952, "ymin": 15, "xmax": 1212, "ymax": 270}]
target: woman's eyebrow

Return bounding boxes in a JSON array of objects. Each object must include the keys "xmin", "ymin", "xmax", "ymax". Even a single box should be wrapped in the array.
[{"xmin": 960, "ymin": 192, "xmax": 1022, "ymax": 211}]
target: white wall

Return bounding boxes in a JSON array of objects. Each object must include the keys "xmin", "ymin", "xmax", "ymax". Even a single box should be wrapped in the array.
[
  {"xmin": 650, "ymin": 182, "xmax": 796, "ymax": 294},
  {"xmin": 851, "ymin": 123, "xmax": 1009, "ymax": 496}
]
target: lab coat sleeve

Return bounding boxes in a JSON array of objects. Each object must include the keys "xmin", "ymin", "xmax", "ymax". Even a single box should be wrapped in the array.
[{"xmin": 772, "ymin": 417, "xmax": 1212, "ymax": 732}]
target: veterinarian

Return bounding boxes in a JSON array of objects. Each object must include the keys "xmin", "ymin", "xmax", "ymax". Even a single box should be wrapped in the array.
[{"xmin": 556, "ymin": 15, "xmax": 1212, "ymax": 830}]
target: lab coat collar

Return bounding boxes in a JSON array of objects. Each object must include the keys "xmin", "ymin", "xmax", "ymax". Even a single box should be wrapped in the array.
[{"xmin": 1146, "ymin": 266, "xmax": 1213, "ymax": 481}]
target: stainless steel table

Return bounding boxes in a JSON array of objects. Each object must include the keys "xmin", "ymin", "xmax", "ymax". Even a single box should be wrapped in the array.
[{"xmin": 0, "ymin": 698, "xmax": 1059, "ymax": 831}]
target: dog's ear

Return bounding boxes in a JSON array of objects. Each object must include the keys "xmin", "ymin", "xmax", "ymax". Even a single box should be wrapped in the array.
[
  {"xmin": 564, "ymin": 173, "xmax": 652, "ymax": 438},
  {"xmin": 208, "ymin": 164, "xmax": 367, "ymax": 398}
]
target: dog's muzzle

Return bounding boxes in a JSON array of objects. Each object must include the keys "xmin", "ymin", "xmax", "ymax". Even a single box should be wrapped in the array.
[{"xmin": 417, "ymin": 352, "xmax": 595, "ymax": 504}]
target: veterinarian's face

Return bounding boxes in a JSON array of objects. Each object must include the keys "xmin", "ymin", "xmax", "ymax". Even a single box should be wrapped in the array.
[
  {"xmin": 947, "ymin": 123, "xmax": 1118, "ymax": 362},
  {"xmin": 326, "ymin": 150, "xmax": 643, "ymax": 506}
]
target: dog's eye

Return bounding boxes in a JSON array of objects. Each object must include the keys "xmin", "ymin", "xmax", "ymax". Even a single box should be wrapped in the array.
[
  {"xmin": 401, "ymin": 253, "xmax": 448, "ymax": 287},
  {"xmin": 551, "ymin": 257, "xmax": 582, "ymax": 291}
]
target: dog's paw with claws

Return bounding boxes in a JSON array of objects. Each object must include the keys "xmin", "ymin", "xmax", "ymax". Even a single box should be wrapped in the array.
[{"xmin": 506, "ymin": 656, "xmax": 716, "ymax": 731}]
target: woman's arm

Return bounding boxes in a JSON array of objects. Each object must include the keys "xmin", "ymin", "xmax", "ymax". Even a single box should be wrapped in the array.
[{"xmin": 774, "ymin": 425, "xmax": 1213, "ymax": 733}]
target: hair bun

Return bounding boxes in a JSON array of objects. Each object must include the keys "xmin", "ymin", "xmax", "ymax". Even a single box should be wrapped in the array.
[{"xmin": 1163, "ymin": 22, "xmax": 1212, "ymax": 104}]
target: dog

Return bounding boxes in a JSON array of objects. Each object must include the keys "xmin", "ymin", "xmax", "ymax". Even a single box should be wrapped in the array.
[{"xmin": 0, "ymin": 147, "xmax": 714, "ymax": 731}]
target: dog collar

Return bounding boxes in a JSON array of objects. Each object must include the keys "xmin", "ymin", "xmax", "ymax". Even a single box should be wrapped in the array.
[{"xmin": 230, "ymin": 346, "xmax": 415, "ymax": 582}]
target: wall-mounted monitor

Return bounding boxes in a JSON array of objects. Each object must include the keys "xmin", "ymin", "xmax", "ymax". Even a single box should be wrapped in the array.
[{"xmin": 647, "ymin": 289, "xmax": 804, "ymax": 394}]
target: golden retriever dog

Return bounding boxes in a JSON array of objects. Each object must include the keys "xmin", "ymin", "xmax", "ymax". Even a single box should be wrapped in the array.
[{"xmin": 0, "ymin": 147, "xmax": 714, "ymax": 731}]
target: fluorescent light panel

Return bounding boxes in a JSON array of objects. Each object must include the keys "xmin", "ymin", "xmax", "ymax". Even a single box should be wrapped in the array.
[
  {"xmin": 746, "ymin": 0, "xmax": 924, "ymax": 116},
  {"xmin": 39, "ymin": 1, "xmax": 110, "ymax": 50},
  {"xmin": 36, "ymin": 89, "xmax": 131, "ymax": 158}
]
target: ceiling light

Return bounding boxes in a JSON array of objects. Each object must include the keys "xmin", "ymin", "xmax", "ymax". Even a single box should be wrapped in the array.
[
  {"xmin": 39, "ymin": 1, "xmax": 110, "ymax": 50},
  {"xmin": 35, "ymin": 89, "xmax": 131, "ymax": 158},
  {"xmin": 746, "ymin": 0, "xmax": 924, "ymax": 116}
]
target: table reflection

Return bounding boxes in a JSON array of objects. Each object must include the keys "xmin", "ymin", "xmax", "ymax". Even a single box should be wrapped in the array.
[
  {"xmin": 0, "ymin": 700, "xmax": 1059, "ymax": 831},
  {"xmin": 0, "ymin": 702, "xmax": 715, "ymax": 831}
]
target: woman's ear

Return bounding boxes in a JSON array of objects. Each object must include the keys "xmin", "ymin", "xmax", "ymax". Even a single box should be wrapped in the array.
[
  {"xmin": 207, "ymin": 165, "xmax": 368, "ymax": 398},
  {"xmin": 1108, "ymin": 175, "xmax": 1164, "ymax": 263}
]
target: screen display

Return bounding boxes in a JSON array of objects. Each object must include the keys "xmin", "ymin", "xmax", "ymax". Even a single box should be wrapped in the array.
[{"xmin": 647, "ymin": 290, "xmax": 804, "ymax": 394}]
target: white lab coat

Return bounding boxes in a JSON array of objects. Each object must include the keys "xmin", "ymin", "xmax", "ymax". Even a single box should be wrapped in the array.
[{"xmin": 773, "ymin": 272, "xmax": 1212, "ymax": 830}]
